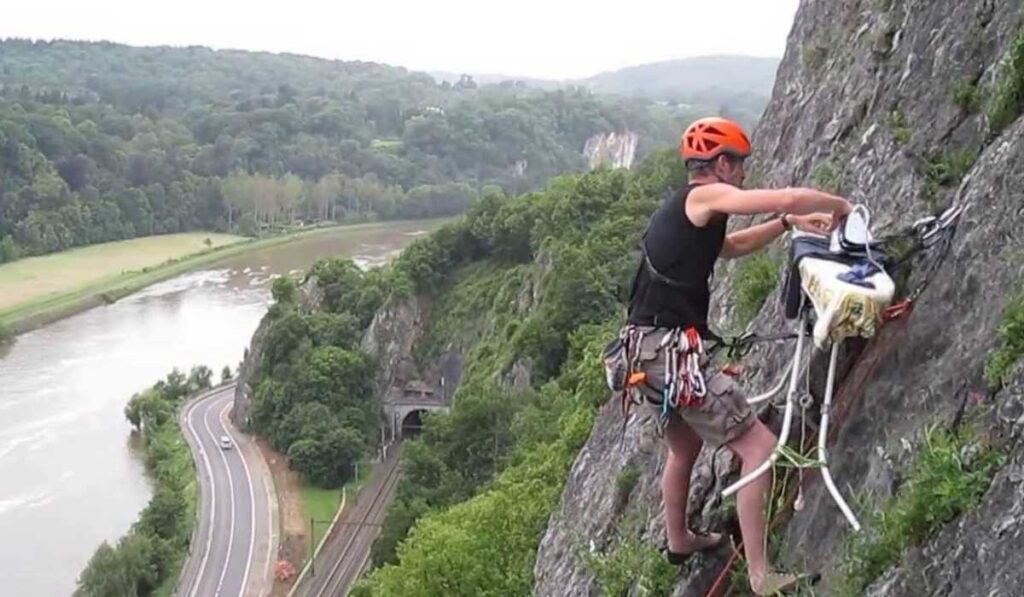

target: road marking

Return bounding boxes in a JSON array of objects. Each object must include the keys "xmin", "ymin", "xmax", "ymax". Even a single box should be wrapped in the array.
[
  {"xmin": 220, "ymin": 403, "xmax": 256, "ymax": 596},
  {"xmin": 262, "ymin": 438, "xmax": 275, "ymax": 590},
  {"xmin": 206, "ymin": 394, "xmax": 237, "ymax": 596},
  {"xmin": 184, "ymin": 393, "xmax": 219, "ymax": 597}
]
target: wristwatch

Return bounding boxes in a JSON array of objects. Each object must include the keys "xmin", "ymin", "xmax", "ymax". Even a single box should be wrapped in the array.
[{"xmin": 778, "ymin": 213, "xmax": 792, "ymax": 231}]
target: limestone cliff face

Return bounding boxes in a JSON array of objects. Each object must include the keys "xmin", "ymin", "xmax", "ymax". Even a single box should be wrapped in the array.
[
  {"xmin": 584, "ymin": 131, "xmax": 639, "ymax": 170},
  {"xmin": 534, "ymin": 1, "xmax": 1024, "ymax": 594},
  {"xmin": 361, "ymin": 293, "xmax": 431, "ymax": 400}
]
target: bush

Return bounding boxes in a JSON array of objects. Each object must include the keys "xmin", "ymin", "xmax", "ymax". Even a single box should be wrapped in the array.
[
  {"xmin": 583, "ymin": 536, "xmax": 678, "ymax": 597},
  {"xmin": 989, "ymin": 28, "xmax": 1024, "ymax": 134},
  {"xmin": 984, "ymin": 293, "xmax": 1024, "ymax": 386},
  {"xmin": 888, "ymin": 110, "xmax": 911, "ymax": 144},
  {"xmin": 0, "ymin": 322, "xmax": 13, "ymax": 345},
  {"xmin": 811, "ymin": 158, "xmax": 841, "ymax": 193},
  {"xmin": 952, "ymin": 79, "xmax": 983, "ymax": 113},
  {"xmin": 924, "ymin": 150, "xmax": 976, "ymax": 187},
  {"xmin": 0, "ymin": 235, "xmax": 20, "ymax": 263},
  {"xmin": 733, "ymin": 252, "xmax": 780, "ymax": 327},
  {"xmin": 921, "ymin": 149, "xmax": 977, "ymax": 211},
  {"xmin": 804, "ymin": 45, "xmax": 828, "ymax": 70},
  {"xmin": 271, "ymin": 275, "xmax": 298, "ymax": 305},
  {"xmin": 835, "ymin": 424, "xmax": 1004, "ymax": 595},
  {"xmin": 615, "ymin": 465, "xmax": 642, "ymax": 508}
]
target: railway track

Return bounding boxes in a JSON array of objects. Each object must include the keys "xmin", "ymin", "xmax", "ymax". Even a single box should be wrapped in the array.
[{"xmin": 304, "ymin": 448, "xmax": 402, "ymax": 597}]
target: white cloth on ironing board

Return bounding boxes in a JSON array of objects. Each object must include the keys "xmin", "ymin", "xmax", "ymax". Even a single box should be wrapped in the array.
[{"xmin": 798, "ymin": 256, "xmax": 895, "ymax": 348}]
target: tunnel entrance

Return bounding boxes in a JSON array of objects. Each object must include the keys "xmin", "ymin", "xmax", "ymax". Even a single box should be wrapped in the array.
[{"xmin": 401, "ymin": 409, "xmax": 426, "ymax": 438}]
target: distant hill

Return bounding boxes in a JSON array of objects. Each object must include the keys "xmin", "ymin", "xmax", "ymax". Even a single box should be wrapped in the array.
[
  {"xmin": 432, "ymin": 55, "xmax": 780, "ymax": 131},
  {"xmin": 432, "ymin": 56, "xmax": 779, "ymax": 101},
  {"xmin": 580, "ymin": 55, "xmax": 779, "ymax": 101}
]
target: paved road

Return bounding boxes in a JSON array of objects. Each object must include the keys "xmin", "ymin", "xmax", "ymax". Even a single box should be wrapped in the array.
[
  {"xmin": 179, "ymin": 385, "xmax": 278, "ymax": 597},
  {"xmin": 298, "ymin": 446, "xmax": 402, "ymax": 597}
]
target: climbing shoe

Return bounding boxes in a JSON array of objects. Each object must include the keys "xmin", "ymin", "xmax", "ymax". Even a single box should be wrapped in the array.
[
  {"xmin": 751, "ymin": 571, "xmax": 821, "ymax": 595},
  {"xmin": 662, "ymin": 531, "xmax": 724, "ymax": 565}
]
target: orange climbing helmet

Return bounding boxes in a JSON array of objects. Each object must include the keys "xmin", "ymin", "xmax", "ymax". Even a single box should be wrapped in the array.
[{"xmin": 679, "ymin": 117, "xmax": 752, "ymax": 161}]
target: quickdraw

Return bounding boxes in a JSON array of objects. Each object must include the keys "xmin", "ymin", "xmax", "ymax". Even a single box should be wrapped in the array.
[
  {"xmin": 660, "ymin": 326, "xmax": 707, "ymax": 416},
  {"xmin": 883, "ymin": 298, "xmax": 914, "ymax": 321},
  {"xmin": 606, "ymin": 324, "xmax": 710, "ymax": 442}
]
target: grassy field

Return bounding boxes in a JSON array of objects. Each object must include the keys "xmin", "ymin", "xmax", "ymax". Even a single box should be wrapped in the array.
[
  {"xmin": 301, "ymin": 483, "xmax": 344, "ymax": 552},
  {"xmin": 0, "ymin": 220, "xmax": 445, "ymax": 334},
  {"xmin": 0, "ymin": 232, "xmax": 243, "ymax": 311},
  {"xmin": 300, "ymin": 462, "xmax": 372, "ymax": 561}
]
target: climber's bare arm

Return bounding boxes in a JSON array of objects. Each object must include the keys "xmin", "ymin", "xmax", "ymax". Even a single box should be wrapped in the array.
[
  {"xmin": 720, "ymin": 213, "xmax": 834, "ymax": 259},
  {"xmin": 688, "ymin": 183, "xmax": 852, "ymax": 227}
]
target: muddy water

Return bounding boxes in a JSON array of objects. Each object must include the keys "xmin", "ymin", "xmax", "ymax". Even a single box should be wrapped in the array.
[{"xmin": 0, "ymin": 221, "xmax": 440, "ymax": 596}]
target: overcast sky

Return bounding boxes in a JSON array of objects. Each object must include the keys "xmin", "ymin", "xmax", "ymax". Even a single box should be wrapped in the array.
[{"xmin": 2, "ymin": 0, "xmax": 801, "ymax": 79}]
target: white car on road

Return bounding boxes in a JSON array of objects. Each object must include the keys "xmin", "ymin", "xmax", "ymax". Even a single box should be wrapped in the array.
[{"xmin": 219, "ymin": 434, "xmax": 233, "ymax": 450}]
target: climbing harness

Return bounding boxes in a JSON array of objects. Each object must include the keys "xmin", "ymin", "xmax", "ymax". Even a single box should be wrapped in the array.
[{"xmin": 603, "ymin": 324, "xmax": 710, "ymax": 438}]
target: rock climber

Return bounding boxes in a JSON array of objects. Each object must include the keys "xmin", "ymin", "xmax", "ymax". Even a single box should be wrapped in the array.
[{"xmin": 626, "ymin": 117, "xmax": 853, "ymax": 595}]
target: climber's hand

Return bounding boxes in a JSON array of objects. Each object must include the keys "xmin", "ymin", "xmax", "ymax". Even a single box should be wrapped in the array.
[{"xmin": 791, "ymin": 213, "xmax": 833, "ymax": 234}]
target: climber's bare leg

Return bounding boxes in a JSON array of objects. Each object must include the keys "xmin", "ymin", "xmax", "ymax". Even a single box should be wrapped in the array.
[
  {"xmin": 726, "ymin": 419, "xmax": 775, "ymax": 589},
  {"xmin": 662, "ymin": 416, "xmax": 720, "ymax": 553}
]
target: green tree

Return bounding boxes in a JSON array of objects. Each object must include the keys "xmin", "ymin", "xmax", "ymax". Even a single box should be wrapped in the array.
[
  {"xmin": 272, "ymin": 276, "xmax": 298, "ymax": 305},
  {"xmin": 188, "ymin": 365, "xmax": 213, "ymax": 392},
  {"xmin": 138, "ymin": 485, "xmax": 187, "ymax": 541},
  {"xmin": 0, "ymin": 235, "xmax": 20, "ymax": 263},
  {"xmin": 124, "ymin": 389, "xmax": 173, "ymax": 431},
  {"xmin": 75, "ymin": 534, "xmax": 161, "ymax": 597},
  {"xmin": 287, "ymin": 425, "xmax": 363, "ymax": 487}
]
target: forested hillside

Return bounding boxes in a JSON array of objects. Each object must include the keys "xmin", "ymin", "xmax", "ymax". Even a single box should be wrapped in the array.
[
  {"xmin": 0, "ymin": 39, "xmax": 691, "ymax": 262},
  {"xmin": 233, "ymin": 145, "xmax": 691, "ymax": 594}
]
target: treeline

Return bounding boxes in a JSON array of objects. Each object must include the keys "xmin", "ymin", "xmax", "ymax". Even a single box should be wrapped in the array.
[
  {"xmin": 218, "ymin": 172, "xmax": 477, "ymax": 235},
  {"xmin": 76, "ymin": 367, "xmax": 213, "ymax": 596},
  {"xmin": 0, "ymin": 39, "xmax": 692, "ymax": 263}
]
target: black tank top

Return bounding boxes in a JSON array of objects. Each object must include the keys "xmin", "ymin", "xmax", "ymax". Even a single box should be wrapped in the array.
[{"xmin": 627, "ymin": 183, "xmax": 728, "ymax": 332}]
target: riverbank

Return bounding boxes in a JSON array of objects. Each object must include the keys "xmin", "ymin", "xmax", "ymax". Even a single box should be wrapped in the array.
[
  {"xmin": 0, "ymin": 220, "xmax": 445, "ymax": 337},
  {"xmin": 0, "ymin": 232, "xmax": 244, "ymax": 311},
  {"xmin": 77, "ymin": 371, "xmax": 210, "ymax": 596}
]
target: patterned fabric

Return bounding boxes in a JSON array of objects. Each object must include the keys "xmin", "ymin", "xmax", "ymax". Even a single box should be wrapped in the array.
[{"xmin": 799, "ymin": 256, "xmax": 896, "ymax": 348}]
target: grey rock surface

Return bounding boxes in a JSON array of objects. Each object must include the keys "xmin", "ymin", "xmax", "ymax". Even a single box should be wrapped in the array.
[{"xmin": 535, "ymin": 1, "xmax": 1024, "ymax": 594}]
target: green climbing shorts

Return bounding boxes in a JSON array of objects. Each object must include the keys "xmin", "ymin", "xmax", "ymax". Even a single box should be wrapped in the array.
[{"xmin": 632, "ymin": 327, "xmax": 755, "ymax": 447}]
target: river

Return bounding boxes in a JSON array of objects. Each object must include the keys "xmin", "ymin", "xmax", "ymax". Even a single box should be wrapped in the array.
[{"xmin": 0, "ymin": 220, "xmax": 439, "ymax": 597}]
